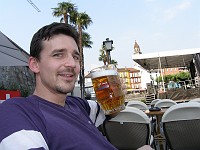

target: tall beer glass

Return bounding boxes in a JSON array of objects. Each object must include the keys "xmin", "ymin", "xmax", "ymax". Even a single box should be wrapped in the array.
[{"xmin": 90, "ymin": 64, "xmax": 125, "ymax": 115}]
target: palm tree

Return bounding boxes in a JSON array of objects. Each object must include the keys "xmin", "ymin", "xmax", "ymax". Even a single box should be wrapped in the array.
[
  {"xmin": 52, "ymin": 1, "xmax": 77, "ymax": 24},
  {"xmin": 99, "ymin": 45, "xmax": 107, "ymax": 65},
  {"xmin": 82, "ymin": 31, "xmax": 93, "ymax": 48},
  {"xmin": 99, "ymin": 50, "xmax": 107, "ymax": 65},
  {"xmin": 99, "ymin": 44, "xmax": 117, "ymax": 66},
  {"xmin": 99, "ymin": 49, "xmax": 118, "ymax": 66},
  {"xmin": 74, "ymin": 12, "xmax": 93, "ymax": 98},
  {"xmin": 110, "ymin": 59, "xmax": 118, "ymax": 65}
]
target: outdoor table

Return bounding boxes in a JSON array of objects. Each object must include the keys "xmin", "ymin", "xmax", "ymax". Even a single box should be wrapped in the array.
[{"xmin": 145, "ymin": 108, "xmax": 168, "ymax": 150}]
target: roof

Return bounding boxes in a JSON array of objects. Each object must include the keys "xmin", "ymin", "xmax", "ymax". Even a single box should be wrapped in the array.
[
  {"xmin": 132, "ymin": 48, "xmax": 200, "ymax": 70},
  {"xmin": 118, "ymin": 67, "xmax": 139, "ymax": 72},
  {"xmin": 0, "ymin": 31, "xmax": 29, "ymax": 66}
]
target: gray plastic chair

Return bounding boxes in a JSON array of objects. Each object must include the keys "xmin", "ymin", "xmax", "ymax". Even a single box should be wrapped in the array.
[
  {"xmin": 127, "ymin": 100, "xmax": 157, "ymax": 139},
  {"xmin": 154, "ymin": 99, "xmax": 177, "ymax": 108},
  {"xmin": 126, "ymin": 100, "xmax": 149, "ymax": 111},
  {"xmin": 161, "ymin": 102, "xmax": 200, "ymax": 149},
  {"xmin": 150, "ymin": 99, "xmax": 161, "ymax": 107},
  {"xmin": 103, "ymin": 107, "xmax": 153, "ymax": 150},
  {"xmin": 189, "ymin": 97, "xmax": 200, "ymax": 103}
]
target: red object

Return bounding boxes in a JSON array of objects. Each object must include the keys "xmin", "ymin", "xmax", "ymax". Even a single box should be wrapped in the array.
[{"xmin": 0, "ymin": 90, "xmax": 21, "ymax": 100}]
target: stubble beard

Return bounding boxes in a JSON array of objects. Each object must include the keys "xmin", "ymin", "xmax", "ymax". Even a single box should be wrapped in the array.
[{"xmin": 55, "ymin": 80, "xmax": 76, "ymax": 94}]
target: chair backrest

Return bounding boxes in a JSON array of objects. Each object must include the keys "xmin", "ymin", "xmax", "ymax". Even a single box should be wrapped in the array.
[
  {"xmin": 103, "ymin": 107, "xmax": 151, "ymax": 150},
  {"xmin": 189, "ymin": 97, "xmax": 200, "ymax": 103},
  {"xmin": 150, "ymin": 99, "xmax": 160, "ymax": 107},
  {"xmin": 161, "ymin": 103, "xmax": 200, "ymax": 149},
  {"xmin": 126, "ymin": 100, "xmax": 149, "ymax": 110},
  {"xmin": 154, "ymin": 99, "xmax": 177, "ymax": 108}
]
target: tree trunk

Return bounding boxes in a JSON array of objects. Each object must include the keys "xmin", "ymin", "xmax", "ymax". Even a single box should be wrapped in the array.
[
  {"xmin": 106, "ymin": 51, "xmax": 110, "ymax": 64},
  {"xmin": 78, "ymin": 25, "xmax": 85, "ymax": 99},
  {"xmin": 64, "ymin": 13, "xmax": 68, "ymax": 24},
  {"xmin": 103, "ymin": 60, "xmax": 107, "ymax": 65}
]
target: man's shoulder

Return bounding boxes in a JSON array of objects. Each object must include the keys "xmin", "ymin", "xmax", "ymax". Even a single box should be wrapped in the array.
[
  {"xmin": 0, "ymin": 95, "xmax": 39, "ymax": 113},
  {"xmin": 0, "ymin": 97, "xmax": 26, "ymax": 106},
  {"xmin": 0, "ymin": 97, "xmax": 28, "ymax": 120},
  {"xmin": 67, "ymin": 96, "xmax": 91, "ymax": 114}
]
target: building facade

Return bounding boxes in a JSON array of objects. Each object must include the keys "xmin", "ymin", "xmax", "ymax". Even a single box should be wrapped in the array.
[
  {"xmin": 117, "ymin": 67, "xmax": 143, "ymax": 93},
  {"xmin": 161, "ymin": 67, "xmax": 188, "ymax": 76}
]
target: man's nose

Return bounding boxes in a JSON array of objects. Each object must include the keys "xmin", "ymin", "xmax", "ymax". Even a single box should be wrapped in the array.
[{"xmin": 64, "ymin": 55, "xmax": 76, "ymax": 67}]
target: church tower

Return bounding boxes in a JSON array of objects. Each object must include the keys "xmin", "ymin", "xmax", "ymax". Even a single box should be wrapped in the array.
[{"xmin": 134, "ymin": 40, "xmax": 142, "ymax": 54}]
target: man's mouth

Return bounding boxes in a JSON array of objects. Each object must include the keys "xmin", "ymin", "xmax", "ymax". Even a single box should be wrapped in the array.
[{"xmin": 58, "ymin": 73, "xmax": 75, "ymax": 81}]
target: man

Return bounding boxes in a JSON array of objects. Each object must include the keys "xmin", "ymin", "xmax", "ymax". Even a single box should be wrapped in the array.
[{"xmin": 0, "ymin": 23, "xmax": 152, "ymax": 150}]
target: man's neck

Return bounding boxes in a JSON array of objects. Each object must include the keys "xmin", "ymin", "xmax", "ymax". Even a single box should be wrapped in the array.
[{"xmin": 33, "ymin": 90, "xmax": 67, "ymax": 106}]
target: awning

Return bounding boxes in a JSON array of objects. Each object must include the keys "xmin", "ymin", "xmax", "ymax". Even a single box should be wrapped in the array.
[
  {"xmin": 0, "ymin": 31, "xmax": 29, "ymax": 66},
  {"xmin": 132, "ymin": 48, "xmax": 200, "ymax": 71}
]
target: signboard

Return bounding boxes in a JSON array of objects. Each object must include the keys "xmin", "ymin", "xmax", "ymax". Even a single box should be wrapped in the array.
[{"xmin": 0, "ymin": 90, "xmax": 21, "ymax": 103}]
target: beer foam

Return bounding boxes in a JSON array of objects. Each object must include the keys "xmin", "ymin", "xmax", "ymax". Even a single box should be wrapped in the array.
[{"xmin": 91, "ymin": 69, "xmax": 117, "ymax": 79}]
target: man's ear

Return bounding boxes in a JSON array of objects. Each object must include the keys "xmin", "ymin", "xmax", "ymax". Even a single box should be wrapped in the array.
[{"xmin": 29, "ymin": 57, "xmax": 40, "ymax": 73}]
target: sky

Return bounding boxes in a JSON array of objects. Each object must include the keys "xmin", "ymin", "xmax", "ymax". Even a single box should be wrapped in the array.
[{"xmin": 0, "ymin": 0, "xmax": 200, "ymax": 73}]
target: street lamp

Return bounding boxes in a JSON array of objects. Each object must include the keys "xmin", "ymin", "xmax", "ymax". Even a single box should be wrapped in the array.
[{"xmin": 103, "ymin": 38, "xmax": 113, "ymax": 64}]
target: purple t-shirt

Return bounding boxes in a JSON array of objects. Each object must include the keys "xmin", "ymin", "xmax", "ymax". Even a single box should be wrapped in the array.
[{"xmin": 0, "ymin": 95, "xmax": 117, "ymax": 150}]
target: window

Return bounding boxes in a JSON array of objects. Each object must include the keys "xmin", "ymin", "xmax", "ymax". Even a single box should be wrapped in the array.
[{"xmin": 131, "ymin": 78, "xmax": 134, "ymax": 83}]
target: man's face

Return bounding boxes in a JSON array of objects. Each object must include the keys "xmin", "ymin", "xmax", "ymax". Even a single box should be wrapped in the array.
[{"xmin": 32, "ymin": 34, "xmax": 80, "ymax": 95}]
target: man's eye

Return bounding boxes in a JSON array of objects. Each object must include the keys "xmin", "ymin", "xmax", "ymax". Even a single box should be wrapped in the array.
[
  {"xmin": 74, "ymin": 55, "xmax": 80, "ymax": 61},
  {"xmin": 53, "ymin": 53, "xmax": 63, "ymax": 57}
]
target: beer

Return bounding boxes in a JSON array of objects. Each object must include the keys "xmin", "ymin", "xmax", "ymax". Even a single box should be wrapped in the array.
[{"xmin": 91, "ymin": 67, "xmax": 125, "ymax": 115}]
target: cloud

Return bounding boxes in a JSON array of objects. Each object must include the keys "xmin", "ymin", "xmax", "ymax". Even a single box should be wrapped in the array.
[
  {"xmin": 163, "ymin": 1, "xmax": 191, "ymax": 21},
  {"xmin": 177, "ymin": 1, "xmax": 191, "ymax": 10}
]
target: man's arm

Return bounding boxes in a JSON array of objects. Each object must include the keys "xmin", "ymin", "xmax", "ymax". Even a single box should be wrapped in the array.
[
  {"xmin": 0, "ymin": 101, "xmax": 48, "ymax": 150},
  {"xmin": 88, "ymin": 100, "xmax": 122, "ymax": 126},
  {"xmin": 87, "ymin": 100, "xmax": 106, "ymax": 127}
]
